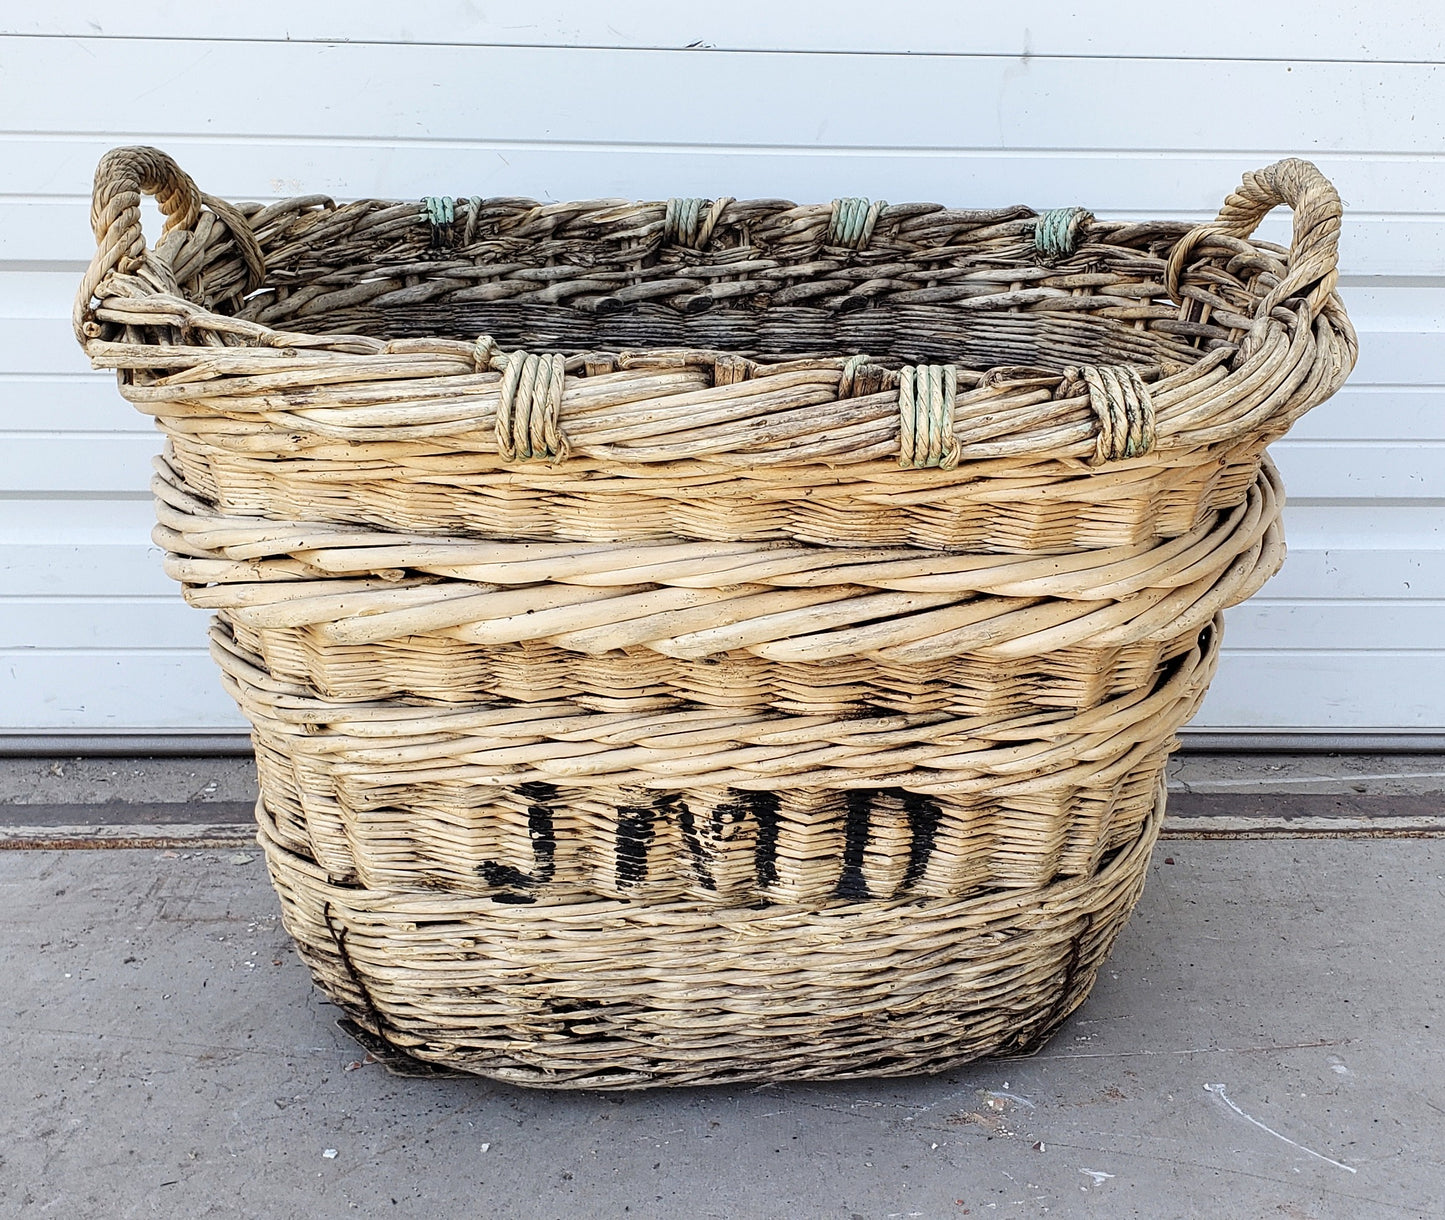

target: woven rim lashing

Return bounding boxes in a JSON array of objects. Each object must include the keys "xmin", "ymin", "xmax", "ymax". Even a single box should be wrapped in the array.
[
  {"xmin": 156, "ymin": 456, "xmax": 1281, "ymax": 717},
  {"xmin": 219, "ymin": 616, "xmax": 1220, "ymax": 905},
  {"xmin": 78, "ymin": 150, "xmax": 1355, "ymax": 554},
  {"xmin": 257, "ymin": 780, "xmax": 1166, "ymax": 1090}
]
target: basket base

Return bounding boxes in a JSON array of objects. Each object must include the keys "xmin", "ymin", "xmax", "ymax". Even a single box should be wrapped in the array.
[
  {"xmin": 261, "ymin": 784, "xmax": 1166, "ymax": 1090},
  {"xmin": 335, "ymin": 1018, "xmax": 470, "ymax": 1079}
]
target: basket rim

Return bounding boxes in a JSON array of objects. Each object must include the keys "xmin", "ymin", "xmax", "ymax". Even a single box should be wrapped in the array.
[{"xmin": 75, "ymin": 148, "xmax": 1358, "ymax": 475}]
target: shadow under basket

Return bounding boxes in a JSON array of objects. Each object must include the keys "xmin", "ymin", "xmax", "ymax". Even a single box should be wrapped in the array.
[{"xmin": 258, "ymin": 780, "xmax": 1166, "ymax": 1090}]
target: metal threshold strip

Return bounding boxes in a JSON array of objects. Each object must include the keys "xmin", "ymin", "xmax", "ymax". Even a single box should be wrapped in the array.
[
  {"xmin": 2, "ymin": 793, "xmax": 1441, "ymax": 850},
  {"xmin": 1160, "ymin": 792, "xmax": 1445, "ymax": 839},
  {"xmin": 5, "ymin": 730, "xmax": 1445, "ymax": 757},
  {"xmin": 0, "ymin": 801, "xmax": 257, "ymax": 849}
]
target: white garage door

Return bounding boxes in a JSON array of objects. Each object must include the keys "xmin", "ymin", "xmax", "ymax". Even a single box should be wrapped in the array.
[{"xmin": 2, "ymin": 3, "xmax": 1442, "ymax": 742}]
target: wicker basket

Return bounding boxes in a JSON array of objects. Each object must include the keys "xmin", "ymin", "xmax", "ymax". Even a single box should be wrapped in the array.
[{"xmin": 77, "ymin": 147, "xmax": 1353, "ymax": 1087}]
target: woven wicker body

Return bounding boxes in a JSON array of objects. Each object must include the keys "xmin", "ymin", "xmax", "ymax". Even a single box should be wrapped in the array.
[
  {"xmin": 76, "ymin": 148, "xmax": 1353, "ymax": 1087},
  {"xmin": 223, "ymin": 614, "xmax": 1219, "ymax": 904},
  {"xmin": 258, "ymin": 784, "xmax": 1167, "ymax": 1089}
]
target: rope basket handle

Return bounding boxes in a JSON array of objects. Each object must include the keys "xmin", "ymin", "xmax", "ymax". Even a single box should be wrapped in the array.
[
  {"xmin": 75, "ymin": 145, "xmax": 265, "ymax": 339},
  {"xmin": 1165, "ymin": 157, "xmax": 1342, "ymax": 322}
]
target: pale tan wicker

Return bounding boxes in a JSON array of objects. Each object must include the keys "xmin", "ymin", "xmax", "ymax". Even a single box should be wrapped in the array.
[
  {"xmin": 257, "ymin": 780, "xmax": 1168, "ymax": 1088},
  {"xmin": 76, "ymin": 147, "xmax": 1353, "ymax": 1088},
  {"xmin": 78, "ymin": 149, "xmax": 1354, "ymax": 555},
  {"xmin": 220, "ymin": 612, "xmax": 1219, "ymax": 904},
  {"xmin": 155, "ymin": 455, "xmax": 1281, "ymax": 718}
]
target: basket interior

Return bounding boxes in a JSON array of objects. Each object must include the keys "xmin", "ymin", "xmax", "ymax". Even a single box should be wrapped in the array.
[{"xmin": 208, "ymin": 196, "xmax": 1255, "ymax": 374}]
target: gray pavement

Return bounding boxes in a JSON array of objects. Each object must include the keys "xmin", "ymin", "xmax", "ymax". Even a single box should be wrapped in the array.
[
  {"xmin": 0, "ymin": 755, "xmax": 260, "ymax": 806},
  {"xmin": 3, "ymin": 837, "xmax": 1443, "ymax": 1220},
  {"xmin": 1168, "ymin": 753, "xmax": 1445, "ymax": 797}
]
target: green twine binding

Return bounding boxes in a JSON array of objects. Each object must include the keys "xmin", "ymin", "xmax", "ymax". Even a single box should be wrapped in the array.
[
  {"xmin": 424, "ymin": 196, "xmax": 455, "ymax": 249},
  {"xmin": 1079, "ymin": 364, "xmax": 1155, "ymax": 465},
  {"xmin": 423, "ymin": 196, "xmax": 455, "ymax": 227},
  {"xmin": 425, "ymin": 195, "xmax": 487, "ymax": 248},
  {"xmin": 663, "ymin": 196, "xmax": 734, "ymax": 249},
  {"xmin": 1034, "ymin": 207, "xmax": 1093, "ymax": 260},
  {"xmin": 665, "ymin": 197, "xmax": 705, "ymax": 246},
  {"xmin": 475, "ymin": 334, "xmax": 570, "ymax": 463},
  {"xmin": 829, "ymin": 197, "xmax": 887, "ymax": 249}
]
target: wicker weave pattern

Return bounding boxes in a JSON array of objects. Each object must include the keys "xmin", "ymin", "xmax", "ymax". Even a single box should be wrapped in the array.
[
  {"xmin": 80, "ymin": 150, "xmax": 1355, "ymax": 554},
  {"xmin": 217, "ymin": 618, "xmax": 1217, "ymax": 905},
  {"xmin": 162, "ymin": 430, "xmax": 1270, "ymax": 551},
  {"xmin": 230, "ymin": 625, "xmax": 1205, "ymax": 716},
  {"xmin": 260, "ymin": 788, "xmax": 1163, "ymax": 1089},
  {"xmin": 159, "ymin": 459, "xmax": 1281, "ymax": 716},
  {"xmin": 75, "ymin": 148, "xmax": 1355, "ymax": 1087}
]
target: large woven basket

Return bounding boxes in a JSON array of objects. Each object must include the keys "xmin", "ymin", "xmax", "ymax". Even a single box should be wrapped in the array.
[{"xmin": 77, "ymin": 148, "xmax": 1353, "ymax": 1087}]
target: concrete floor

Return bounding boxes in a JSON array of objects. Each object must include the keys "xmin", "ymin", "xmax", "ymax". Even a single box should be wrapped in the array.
[
  {"xmin": 0, "ymin": 756, "xmax": 261, "ymax": 806},
  {"xmin": 3, "ymin": 838, "xmax": 1442, "ymax": 1220}
]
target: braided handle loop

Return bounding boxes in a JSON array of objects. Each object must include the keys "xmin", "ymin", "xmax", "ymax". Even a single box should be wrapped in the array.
[
  {"xmin": 1165, "ymin": 158, "xmax": 1343, "ymax": 321},
  {"xmin": 90, "ymin": 146, "xmax": 204, "ymax": 275},
  {"xmin": 77, "ymin": 145, "xmax": 265, "ymax": 339}
]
